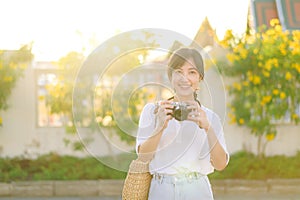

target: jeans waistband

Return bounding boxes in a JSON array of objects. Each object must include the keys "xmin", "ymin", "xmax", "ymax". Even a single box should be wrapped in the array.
[{"xmin": 153, "ymin": 172, "xmax": 205, "ymax": 184}]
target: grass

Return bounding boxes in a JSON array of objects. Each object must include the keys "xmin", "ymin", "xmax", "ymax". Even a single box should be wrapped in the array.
[
  {"xmin": 0, "ymin": 151, "xmax": 299, "ymax": 182},
  {"xmin": 208, "ymin": 151, "xmax": 300, "ymax": 180}
]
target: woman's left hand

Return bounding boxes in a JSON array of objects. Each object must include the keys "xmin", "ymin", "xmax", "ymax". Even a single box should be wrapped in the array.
[{"xmin": 186, "ymin": 101, "xmax": 210, "ymax": 131}]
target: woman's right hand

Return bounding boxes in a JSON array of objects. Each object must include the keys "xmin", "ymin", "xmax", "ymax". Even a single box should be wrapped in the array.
[{"xmin": 154, "ymin": 100, "xmax": 173, "ymax": 131}]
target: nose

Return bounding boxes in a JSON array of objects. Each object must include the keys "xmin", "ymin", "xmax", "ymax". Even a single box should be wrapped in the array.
[{"xmin": 180, "ymin": 72, "xmax": 190, "ymax": 82}]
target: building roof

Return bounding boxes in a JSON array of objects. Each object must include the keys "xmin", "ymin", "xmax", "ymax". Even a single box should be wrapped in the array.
[
  {"xmin": 193, "ymin": 16, "xmax": 218, "ymax": 48},
  {"xmin": 250, "ymin": 0, "xmax": 300, "ymax": 31}
]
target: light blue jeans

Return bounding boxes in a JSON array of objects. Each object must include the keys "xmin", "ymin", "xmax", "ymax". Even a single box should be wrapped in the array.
[{"xmin": 148, "ymin": 172, "xmax": 214, "ymax": 200}]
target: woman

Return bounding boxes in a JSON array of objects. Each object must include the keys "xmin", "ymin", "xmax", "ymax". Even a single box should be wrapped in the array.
[{"xmin": 136, "ymin": 47, "xmax": 229, "ymax": 199}]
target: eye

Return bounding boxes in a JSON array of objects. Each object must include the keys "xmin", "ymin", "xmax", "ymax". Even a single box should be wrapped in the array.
[
  {"xmin": 189, "ymin": 70, "xmax": 198, "ymax": 75},
  {"xmin": 174, "ymin": 69, "xmax": 183, "ymax": 74}
]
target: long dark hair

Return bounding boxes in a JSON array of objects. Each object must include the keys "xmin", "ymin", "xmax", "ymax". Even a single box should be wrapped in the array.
[{"xmin": 167, "ymin": 47, "xmax": 204, "ymax": 80}]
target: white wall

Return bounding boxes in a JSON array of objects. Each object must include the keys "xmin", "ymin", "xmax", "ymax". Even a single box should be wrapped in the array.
[
  {"xmin": 0, "ymin": 65, "xmax": 133, "ymax": 158},
  {"xmin": 0, "ymin": 63, "xmax": 299, "ymax": 158}
]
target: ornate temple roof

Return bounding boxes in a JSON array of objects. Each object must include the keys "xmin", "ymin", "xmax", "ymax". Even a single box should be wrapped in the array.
[{"xmin": 250, "ymin": 0, "xmax": 300, "ymax": 30}]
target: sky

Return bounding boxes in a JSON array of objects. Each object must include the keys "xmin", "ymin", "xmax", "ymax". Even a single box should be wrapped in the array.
[{"xmin": 1, "ymin": 0, "xmax": 249, "ymax": 61}]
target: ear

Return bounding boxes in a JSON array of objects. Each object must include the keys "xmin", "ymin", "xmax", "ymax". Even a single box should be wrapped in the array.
[{"xmin": 199, "ymin": 74, "xmax": 204, "ymax": 81}]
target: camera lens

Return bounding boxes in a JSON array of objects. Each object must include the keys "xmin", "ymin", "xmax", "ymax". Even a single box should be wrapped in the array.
[{"xmin": 172, "ymin": 102, "xmax": 190, "ymax": 121}]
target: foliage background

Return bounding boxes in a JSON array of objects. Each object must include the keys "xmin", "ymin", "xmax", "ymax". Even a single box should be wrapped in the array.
[
  {"xmin": 0, "ymin": 150, "xmax": 300, "ymax": 182},
  {"xmin": 0, "ymin": 45, "xmax": 33, "ymax": 126},
  {"xmin": 217, "ymin": 19, "xmax": 300, "ymax": 156}
]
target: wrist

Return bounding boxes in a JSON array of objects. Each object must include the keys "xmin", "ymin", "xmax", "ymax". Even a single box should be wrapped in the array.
[
  {"xmin": 153, "ymin": 126, "xmax": 164, "ymax": 135},
  {"xmin": 204, "ymin": 124, "xmax": 211, "ymax": 132}
]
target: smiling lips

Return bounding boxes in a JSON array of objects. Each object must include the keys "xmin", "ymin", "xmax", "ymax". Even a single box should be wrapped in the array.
[{"xmin": 178, "ymin": 84, "xmax": 192, "ymax": 89}]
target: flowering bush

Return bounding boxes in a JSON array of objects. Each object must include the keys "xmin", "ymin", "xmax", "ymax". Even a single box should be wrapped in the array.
[
  {"xmin": 0, "ymin": 45, "xmax": 33, "ymax": 126},
  {"xmin": 218, "ymin": 19, "xmax": 300, "ymax": 156}
]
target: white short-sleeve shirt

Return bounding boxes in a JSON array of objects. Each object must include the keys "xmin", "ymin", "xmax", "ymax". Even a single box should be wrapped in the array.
[{"xmin": 136, "ymin": 102, "xmax": 229, "ymax": 175}]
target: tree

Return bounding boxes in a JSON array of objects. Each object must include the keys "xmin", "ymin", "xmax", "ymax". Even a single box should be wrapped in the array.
[
  {"xmin": 46, "ymin": 31, "xmax": 159, "ymax": 150},
  {"xmin": 46, "ymin": 51, "xmax": 85, "ymax": 149},
  {"xmin": 217, "ymin": 19, "xmax": 300, "ymax": 157},
  {"xmin": 0, "ymin": 44, "xmax": 33, "ymax": 126},
  {"xmin": 46, "ymin": 51, "xmax": 84, "ymax": 115}
]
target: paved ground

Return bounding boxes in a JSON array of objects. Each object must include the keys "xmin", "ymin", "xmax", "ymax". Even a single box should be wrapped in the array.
[{"xmin": 1, "ymin": 194, "xmax": 300, "ymax": 200}]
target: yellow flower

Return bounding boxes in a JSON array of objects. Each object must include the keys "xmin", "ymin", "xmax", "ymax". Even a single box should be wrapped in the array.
[
  {"xmin": 230, "ymin": 106, "xmax": 236, "ymax": 112},
  {"xmin": 19, "ymin": 63, "xmax": 27, "ymax": 70},
  {"xmin": 228, "ymin": 113, "xmax": 236, "ymax": 124},
  {"xmin": 280, "ymin": 92, "xmax": 286, "ymax": 99},
  {"xmin": 266, "ymin": 29, "xmax": 276, "ymax": 36},
  {"xmin": 265, "ymin": 133, "xmax": 275, "ymax": 141},
  {"xmin": 245, "ymin": 34, "xmax": 255, "ymax": 44},
  {"xmin": 252, "ymin": 75, "xmax": 261, "ymax": 85},
  {"xmin": 291, "ymin": 46, "xmax": 300, "ymax": 55},
  {"xmin": 272, "ymin": 89, "xmax": 279, "ymax": 95},
  {"xmin": 270, "ymin": 18, "xmax": 280, "ymax": 27},
  {"xmin": 233, "ymin": 82, "xmax": 242, "ymax": 91},
  {"xmin": 9, "ymin": 62, "xmax": 17, "ymax": 69},
  {"xmin": 260, "ymin": 95, "xmax": 272, "ymax": 106},
  {"xmin": 0, "ymin": 116, "xmax": 2, "ymax": 125},
  {"xmin": 275, "ymin": 25, "xmax": 282, "ymax": 32},
  {"xmin": 292, "ymin": 114, "xmax": 299, "ymax": 120},
  {"xmin": 263, "ymin": 95, "xmax": 272, "ymax": 103},
  {"xmin": 292, "ymin": 30, "xmax": 300, "ymax": 42},
  {"xmin": 226, "ymin": 53, "xmax": 236, "ymax": 63},
  {"xmin": 265, "ymin": 61, "xmax": 272, "ymax": 71},
  {"xmin": 272, "ymin": 58, "xmax": 279, "ymax": 68},
  {"xmin": 292, "ymin": 63, "xmax": 300, "ymax": 73},
  {"xmin": 248, "ymin": 74, "xmax": 253, "ymax": 81},
  {"xmin": 265, "ymin": 58, "xmax": 279, "ymax": 71},
  {"xmin": 239, "ymin": 48, "xmax": 248, "ymax": 59},
  {"xmin": 242, "ymin": 81, "xmax": 249, "ymax": 86},
  {"xmin": 262, "ymin": 70, "xmax": 270, "ymax": 77},
  {"xmin": 224, "ymin": 29, "xmax": 234, "ymax": 40},
  {"xmin": 285, "ymin": 72, "xmax": 292, "ymax": 80},
  {"xmin": 253, "ymin": 48, "xmax": 259, "ymax": 54},
  {"xmin": 38, "ymin": 95, "xmax": 45, "ymax": 101},
  {"xmin": 148, "ymin": 93, "xmax": 155, "ymax": 100},
  {"xmin": 3, "ymin": 76, "xmax": 13, "ymax": 82},
  {"xmin": 279, "ymin": 43, "xmax": 287, "ymax": 55},
  {"xmin": 239, "ymin": 118, "xmax": 244, "ymax": 124},
  {"xmin": 258, "ymin": 54, "xmax": 264, "ymax": 60}
]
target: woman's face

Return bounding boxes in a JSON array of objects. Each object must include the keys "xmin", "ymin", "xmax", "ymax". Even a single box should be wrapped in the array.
[{"xmin": 171, "ymin": 59, "xmax": 201, "ymax": 99}]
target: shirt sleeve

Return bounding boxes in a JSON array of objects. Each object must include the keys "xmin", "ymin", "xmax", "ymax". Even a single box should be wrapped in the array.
[{"xmin": 135, "ymin": 103, "xmax": 156, "ymax": 153}]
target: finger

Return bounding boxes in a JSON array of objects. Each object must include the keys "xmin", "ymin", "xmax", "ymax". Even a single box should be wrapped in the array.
[
  {"xmin": 186, "ymin": 102, "xmax": 200, "ymax": 110},
  {"xmin": 189, "ymin": 110, "xmax": 201, "ymax": 116},
  {"xmin": 198, "ymin": 108, "xmax": 206, "ymax": 117},
  {"xmin": 166, "ymin": 114, "xmax": 173, "ymax": 120}
]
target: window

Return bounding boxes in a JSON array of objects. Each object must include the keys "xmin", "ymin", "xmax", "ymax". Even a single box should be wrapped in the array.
[{"xmin": 36, "ymin": 71, "xmax": 66, "ymax": 127}]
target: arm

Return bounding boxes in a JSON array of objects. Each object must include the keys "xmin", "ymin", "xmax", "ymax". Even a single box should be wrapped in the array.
[
  {"xmin": 205, "ymin": 126, "xmax": 228, "ymax": 171},
  {"xmin": 138, "ymin": 128, "xmax": 164, "ymax": 162},
  {"xmin": 137, "ymin": 100, "xmax": 173, "ymax": 162},
  {"xmin": 188, "ymin": 103, "xmax": 228, "ymax": 171}
]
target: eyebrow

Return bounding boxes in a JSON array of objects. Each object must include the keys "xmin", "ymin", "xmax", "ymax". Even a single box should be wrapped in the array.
[
  {"xmin": 175, "ymin": 66, "xmax": 198, "ymax": 71},
  {"xmin": 188, "ymin": 67, "xmax": 198, "ymax": 70}
]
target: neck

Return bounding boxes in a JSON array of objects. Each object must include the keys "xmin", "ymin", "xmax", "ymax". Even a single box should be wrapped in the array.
[{"xmin": 174, "ymin": 94, "xmax": 194, "ymax": 102}]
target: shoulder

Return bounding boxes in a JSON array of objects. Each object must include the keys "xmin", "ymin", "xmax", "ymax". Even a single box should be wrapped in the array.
[
  {"xmin": 201, "ymin": 105, "xmax": 221, "ymax": 121},
  {"xmin": 139, "ymin": 103, "xmax": 156, "ymax": 117},
  {"xmin": 142, "ymin": 102, "xmax": 156, "ymax": 113}
]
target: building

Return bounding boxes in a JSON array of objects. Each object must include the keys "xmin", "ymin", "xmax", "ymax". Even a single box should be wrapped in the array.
[
  {"xmin": 0, "ymin": 8, "xmax": 299, "ymax": 158},
  {"xmin": 250, "ymin": 0, "xmax": 300, "ymax": 31}
]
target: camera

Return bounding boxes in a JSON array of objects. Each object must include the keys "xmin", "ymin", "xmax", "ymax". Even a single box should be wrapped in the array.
[{"xmin": 171, "ymin": 102, "xmax": 192, "ymax": 121}]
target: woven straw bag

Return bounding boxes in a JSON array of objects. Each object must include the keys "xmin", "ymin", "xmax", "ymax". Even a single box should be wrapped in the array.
[{"xmin": 122, "ymin": 158, "xmax": 152, "ymax": 200}]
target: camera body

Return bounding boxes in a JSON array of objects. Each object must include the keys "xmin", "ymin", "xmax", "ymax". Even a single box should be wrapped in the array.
[{"xmin": 171, "ymin": 102, "xmax": 192, "ymax": 121}]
